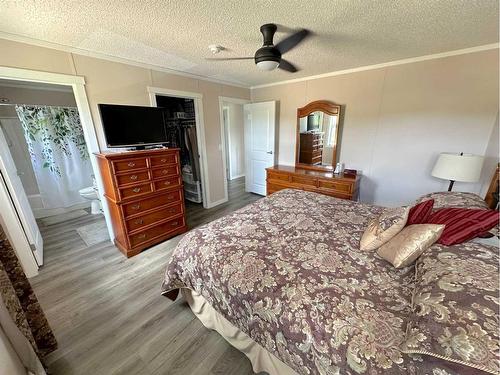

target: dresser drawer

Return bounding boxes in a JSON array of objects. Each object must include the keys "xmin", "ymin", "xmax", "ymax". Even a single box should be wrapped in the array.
[
  {"xmin": 115, "ymin": 171, "xmax": 150, "ymax": 186},
  {"xmin": 267, "ymin": 182, "xmax": 292, "ymax": 194},
  {"xmin": 122, "ymin": 192, "xmax": 181, "ymax": 217},
  {"xmin": 125, "ymin": 203, "xmax": 183, "ymax": 232},
  {"xmin": 151, "ymin": 165, "xmax": 179, "ymax": 179},
  {"xmin": 129, "ymin": 217, "xmax": 185, "ymax": 248},
  {"xmin": 291, "ymin": 175, "xmax": 317, "ymax": 187},
  {"xmin": 267, "ymin": 171, "xmax": 290, "ymax": 183},
  {"xmin": 150, "ymin": 154, "xmax": 177, "ymax": 167},
  {"xmin": 154, "ymin": 176, "xmax": 181, "ymax": 191},
  {"xmin": 119, "ymin": 182, "xmax": 152, "ymax": 200},
  {"xmin": 318, "ymin": 179, "xmax": 352, "ymax": 194},
  {"xmin": 112, "ymin": 157, "xmax": 148, "ymax": 172}
]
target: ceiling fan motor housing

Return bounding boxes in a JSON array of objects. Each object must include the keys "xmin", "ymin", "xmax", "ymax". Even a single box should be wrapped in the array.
[{"xmin": 255, "ymin": 23, "xmax": 281, "ymax": 68}]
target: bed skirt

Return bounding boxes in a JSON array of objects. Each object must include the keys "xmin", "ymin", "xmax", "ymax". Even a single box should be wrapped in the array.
[{"xmin": 182, "ymin": 289, "xmax": 299, "ymax": 375}]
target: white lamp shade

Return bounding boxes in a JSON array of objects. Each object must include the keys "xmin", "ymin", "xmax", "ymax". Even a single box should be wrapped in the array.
[{"xmin": 432, "ymin": 153, "xmax": 484, "ymax": 183}]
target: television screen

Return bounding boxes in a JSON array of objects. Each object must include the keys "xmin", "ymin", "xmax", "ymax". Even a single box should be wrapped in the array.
[
  {"xmin": 98, "ymin": 104, "xmax": 167, "ymax": 148},
  {"xmin": 307, "ymin": 114, "xmax": 320, "ymax": 131}
]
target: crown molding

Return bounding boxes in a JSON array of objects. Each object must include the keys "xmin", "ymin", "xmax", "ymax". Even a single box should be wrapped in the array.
[
  {"xmin": 1, "ymin": 32, "xmax": 497, "ymax": 92},
  {"xmin": 250, "ymin": 43, "xmax": 499, "ymax": 89},
  {"xmin": 0, "ymin": 31, "xmax": 251, "ymax": 89}
]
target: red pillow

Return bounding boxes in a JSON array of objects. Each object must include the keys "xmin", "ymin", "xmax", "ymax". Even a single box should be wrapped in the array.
[
  {"xmin": 427, "ymin": 208, "xmax": 500, "ymax": 245},
  {"xmin": 406, "ymin": 199, "xmax": 434, "ymax": 226}
]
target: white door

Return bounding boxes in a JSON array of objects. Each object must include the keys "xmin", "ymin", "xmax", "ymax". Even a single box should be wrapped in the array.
[
  {"xmin": 0, "ymin": 123, "xmax": 43, "ymax": 265},
  {"xmin": 244, "ymin": 101, "xmax": 276, "ymax": 195}
]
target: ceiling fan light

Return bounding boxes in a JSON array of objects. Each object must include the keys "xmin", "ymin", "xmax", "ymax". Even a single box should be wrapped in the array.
[{"xmin": 256, "ymin": 60, "xmax": 280, "ymax": 71}]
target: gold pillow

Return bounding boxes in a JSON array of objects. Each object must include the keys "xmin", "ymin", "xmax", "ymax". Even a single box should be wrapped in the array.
[
  {"xmin": 377, "ymin": 224, "xmax": 445, "ymax": 268},
  {"xmin": 359, "ymin": 207, "xmax": 410, "ymax": 251}
]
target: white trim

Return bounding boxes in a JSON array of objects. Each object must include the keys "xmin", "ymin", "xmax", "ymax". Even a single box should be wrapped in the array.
[
  {"xmin": 0, "ymin": 66, "xmax": 115, "ymax": 266},
  {"xmin": 250, "ymin": 43, "xmax": 500, "ymax": 89},
  {"xmin": 0, "ymin": 32, "xmax": 249, "ymax": 88},
  {"xmin": 148, "ymin": 88, "xmax": 210, "ymax": 209},
  {"xmin": 0, "ymin": 172, "xmax": 38, "ymax": 277},
  {"xmin": 0, "ymin": 81, "xmax": 73, "ymax": 92},
  {"xmin": 2, "ymin": 33, "xmax": 496, "ymax": 92},
  {"xmin": 205, "ymin": 197, "xmax": 228, "ymax": 209},
  {"xmin": 230, "ymin": 173, "xmax": 245, "ymax": 180},
  {"xmin": 220, "ymin": 105, "xmax": 230, "ymax": 199},
  {"xmin": 218, "ymin": 96, "xmax": 251, "ymax": 201},
  {"xmin": 0, "ymin": 66, "xmax": 85, "ymax": 86}
]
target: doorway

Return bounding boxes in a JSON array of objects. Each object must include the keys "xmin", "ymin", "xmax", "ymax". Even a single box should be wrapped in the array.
[
  {"xmin": 0, "ymin": 74, "xmax": 109, "ymax": 272},
  {"xmin": 219, "ymin": 96, "xmax": 251, "ymax": 202},
  {"xmin": 221, "ymin": 100, "xmax": 247, "ymax": 199}
]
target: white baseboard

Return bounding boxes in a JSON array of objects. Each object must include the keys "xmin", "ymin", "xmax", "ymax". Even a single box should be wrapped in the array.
[
  {"xmin": 230, "ymin": 173, "xmax": 245, "ymax": 180},
  {"xmin": 205, "ymin": 197, "xmax": 228, "ymax": 209}
]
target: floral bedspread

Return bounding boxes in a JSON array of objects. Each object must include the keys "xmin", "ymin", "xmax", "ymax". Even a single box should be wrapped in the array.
[{"xmin": 161, "ymin": 189, "xmax": 490, "ymax": 375}]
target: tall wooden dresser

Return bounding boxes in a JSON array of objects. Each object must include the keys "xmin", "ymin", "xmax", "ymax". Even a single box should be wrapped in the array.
[
  {"xmin": 299, "ymin": 133, "xmax": 323, "ymax": 165},
  {"xmin": 96, "ymin": 149, "xmax": 187, "ymax": 257}
]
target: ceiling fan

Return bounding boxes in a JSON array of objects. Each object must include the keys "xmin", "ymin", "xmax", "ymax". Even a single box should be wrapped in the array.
[{"xmin": 206, "ymin": 23, "xmax": 311, "ymax": 72}]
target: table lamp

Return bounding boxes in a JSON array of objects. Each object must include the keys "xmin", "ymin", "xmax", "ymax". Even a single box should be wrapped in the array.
[{"xmin": 431, "ymin": 152, "xmax": 484, "ymax": 191}]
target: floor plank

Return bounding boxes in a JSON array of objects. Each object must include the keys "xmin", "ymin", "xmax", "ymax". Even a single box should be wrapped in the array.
[{"xmin": 30, "ymin": 177, "xmax": 263, "ymax": 375}]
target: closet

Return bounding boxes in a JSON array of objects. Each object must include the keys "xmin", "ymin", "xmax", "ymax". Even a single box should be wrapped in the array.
[{"xmin": 155, "ymin": 95, "xmax": 203, "ymax": 204}]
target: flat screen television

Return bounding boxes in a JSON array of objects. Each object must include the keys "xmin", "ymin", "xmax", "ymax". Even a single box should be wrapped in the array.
[
  {"xmin": 98, "ymin": 104, "xmax": 167, "ymax": 148},
  {"xmin": 307, "ymin": 114, "xmax": 320, "ymax": 132}
]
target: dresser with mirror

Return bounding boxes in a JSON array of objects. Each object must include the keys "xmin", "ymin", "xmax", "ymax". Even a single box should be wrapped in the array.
[{"xmin": 266, "ymin": 100, "xmax": 359, "ymax": 200}]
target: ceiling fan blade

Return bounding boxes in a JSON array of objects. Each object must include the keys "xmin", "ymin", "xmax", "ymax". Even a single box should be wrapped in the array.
[
  {"xmin": 275, "ymin": 29, "xmax": 311, "ymax": 55},
  {"xmin": 205, "ymin": 57, "xmax": 254, "ymax": 61},
  {"xmin": 278, "ymin": 59, "xmax": 299, "ymax": 73}
]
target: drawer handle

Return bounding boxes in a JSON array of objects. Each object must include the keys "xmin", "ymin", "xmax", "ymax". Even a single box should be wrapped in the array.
[
  {"xmin": 137, "ymin": 233, "xmax": 147, "ymax": 239},
  {"xmin": 161, "ymin": 158, "xmax": 167, "ymax": 162},
  {"xmin": 167, "ymin": 195, "xmax": 174, "ymax": 200},
  {"xmin": 127, "ymin": 162, "xmax": 136, "ymax": 167},
  {"xmin": 130, "ymin": 175, "xmax": 138, "ymax": 180},
  {"xmin": 132, "ymin": 187, "xmax": 141, "ymax": 193},
  {"xmin": 164, "ymin": 181, "xmax": 171, "ymax": 185},
  {"xmin": 162, "ymin": 169, "xmax": 168, "ymax": 174},
  {"xmin": 135, "ymin": 219, "xmax": 144, "ymax": 225},
  {"xmin": 168, "ymin": 208, "xmax": 176, "ymax": 213},
  {"xmin": 131, "ymin": 204, "xmax": 141, "ymax": 210},
  {"xmin": 171, "ymin": 221, "xmax": 178, "ymax": 227}
]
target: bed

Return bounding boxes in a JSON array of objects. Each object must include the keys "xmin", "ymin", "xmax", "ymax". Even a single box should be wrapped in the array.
[{"xmin": 161, "ymin": 189, "xmax": 499, "ymax": 375}]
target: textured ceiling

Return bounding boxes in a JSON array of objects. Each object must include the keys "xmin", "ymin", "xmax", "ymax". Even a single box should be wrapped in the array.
[{"xmin": 0, "ymin": 0, "xmax": 498, "ymax": 87}]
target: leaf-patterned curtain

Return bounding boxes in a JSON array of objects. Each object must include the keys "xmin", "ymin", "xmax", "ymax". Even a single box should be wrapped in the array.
[{"xmin": 15, "ymin": 105, "xmax": 94, "ymax": 209}]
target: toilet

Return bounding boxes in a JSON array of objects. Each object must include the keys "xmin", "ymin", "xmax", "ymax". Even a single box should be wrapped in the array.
[{"xmin": 79, "ymin": 186, "xmax": 101, "ymax": 214}]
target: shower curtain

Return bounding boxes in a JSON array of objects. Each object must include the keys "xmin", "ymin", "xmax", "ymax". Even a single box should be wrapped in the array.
[{"xmin": 15, "ymin": 105, "xmax": 93, "ymax": 209}]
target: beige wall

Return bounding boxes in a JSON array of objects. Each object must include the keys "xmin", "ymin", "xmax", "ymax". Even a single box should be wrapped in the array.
[
  {"xmin": 0, "ymin": 38, "xmax": 250, "ymax": 204},
  {"xmin": 252, "ymin": 49, "xmax": 499, "ymax": 206}
]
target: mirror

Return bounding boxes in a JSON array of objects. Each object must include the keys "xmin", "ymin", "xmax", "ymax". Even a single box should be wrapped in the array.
[{"xmin": 296, "ymin": 100, "xmax": 341, "ymax": 170}]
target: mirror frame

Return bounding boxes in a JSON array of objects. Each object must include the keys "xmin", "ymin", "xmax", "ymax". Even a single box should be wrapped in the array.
[{"xmin": 295, "ymin": 100, "xmax": 341, "ymax": 171}]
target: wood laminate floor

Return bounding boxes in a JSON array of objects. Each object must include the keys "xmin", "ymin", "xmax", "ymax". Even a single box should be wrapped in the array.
[{"xmin": 31, "ymin": 177, "xmax": 263, "ymax": 375}]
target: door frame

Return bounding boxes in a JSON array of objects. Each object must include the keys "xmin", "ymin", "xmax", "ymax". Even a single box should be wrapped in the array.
[
  {"xmin": 0, "ymin": 66, "xmax": 114, "ymax": 275},
  {"xmin": 222, "ymin": 106, "xmax": 231, "ymax": 180},
  {"xmin": 147, "ymin": 87, "xmax": 211, "ymax": 208},
  {"xmin": 218, "ymin": 96, "xmax": 251, "ymax": 202}
]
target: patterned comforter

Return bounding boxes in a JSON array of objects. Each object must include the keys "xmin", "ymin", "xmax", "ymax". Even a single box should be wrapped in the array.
[{"xmin": 161, "ymin": 189, "xmax": 491, "ymax": 374}]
